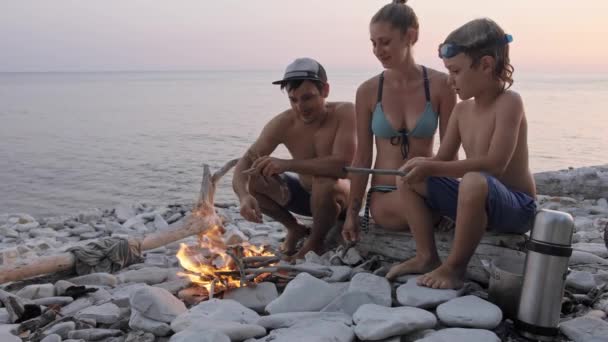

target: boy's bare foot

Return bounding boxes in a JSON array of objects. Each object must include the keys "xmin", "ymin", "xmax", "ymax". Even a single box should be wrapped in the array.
[
  {"xmin": 417, "ymin": 264, "xmax": 465, "ymax": 289},
  {"xmin": 385, "ymin": 256, "xmax": 441, "ymax": 281},
  {"xmin": 280, "ymin": 224, "xmax": 308, "ymax": 256}
]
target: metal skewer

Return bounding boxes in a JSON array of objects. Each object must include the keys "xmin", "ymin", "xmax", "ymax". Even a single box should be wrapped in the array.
[{"xmin": 344, "ymin": 166, "xmax": 406, "ymax": 177}]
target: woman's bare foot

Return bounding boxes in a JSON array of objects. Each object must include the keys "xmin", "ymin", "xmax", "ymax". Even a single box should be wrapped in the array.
[
  {"xmin": 280, "ymin": 224, "xmax": 308, "ymax": 256},
  {"xmin": 417, "ymin": 264, "xmax": 465, "ymax": 289},
  {"xmin": 385, "ymin": 256, "xmax": 441, "ymax": 281}
]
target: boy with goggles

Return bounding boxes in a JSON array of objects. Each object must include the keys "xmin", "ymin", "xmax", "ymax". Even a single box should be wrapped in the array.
[{"xmin": 385, "ymin": 18, "xmax": 536, "ymax": 289}]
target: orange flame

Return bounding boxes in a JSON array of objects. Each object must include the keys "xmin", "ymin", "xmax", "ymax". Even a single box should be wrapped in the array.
[{"xmin": 176, "ymin": 224, "xmax": 274, "ymax": 294}]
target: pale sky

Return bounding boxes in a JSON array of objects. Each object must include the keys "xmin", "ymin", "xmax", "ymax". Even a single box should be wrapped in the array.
[{"xmin": 1, "ymin": 0, "xmax": 607, "ymax": 73}]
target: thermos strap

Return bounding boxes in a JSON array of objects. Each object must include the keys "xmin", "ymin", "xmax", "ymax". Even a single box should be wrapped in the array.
[{"xmin": 525, "ymin": 239, "xmax": 572, "ymax": 257}]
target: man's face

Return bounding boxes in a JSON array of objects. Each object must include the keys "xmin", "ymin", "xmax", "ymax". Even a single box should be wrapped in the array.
[
  {"xmin": 287, "ymin": 81, "xmax": 328, "ymax": 124},
  {"xmin": 443, "ymin": 53, "xmax": 482, "ymax": 100}
]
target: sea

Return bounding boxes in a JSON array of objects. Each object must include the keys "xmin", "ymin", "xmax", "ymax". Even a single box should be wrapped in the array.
[{"xmin": 1, "ymin": 70, "xmax": 607, "ymax": 217}]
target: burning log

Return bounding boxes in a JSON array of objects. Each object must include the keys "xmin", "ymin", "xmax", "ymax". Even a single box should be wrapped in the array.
[{"xmin": 0, "ymin": 159, "xmax": 239, "ymax": 284}]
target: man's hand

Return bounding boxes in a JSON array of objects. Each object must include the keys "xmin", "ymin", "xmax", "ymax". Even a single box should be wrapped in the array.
[
  {"xmin": 342, "ymin": 214, "xmax": 361, "ymax": 243},
  {"xmin": 239, "ymin": 194, "xmax": 263, "ymax": 223},
  {"xmin": 401, "ymin": 157, "xmax": 433, "ymax": 184},
  {"xmin": 247, "ymin": 156, "xmax": 290, "ymax": 177}
]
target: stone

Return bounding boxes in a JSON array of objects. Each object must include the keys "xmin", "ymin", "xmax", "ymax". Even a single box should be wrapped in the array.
[
  {"xmin": 169, "ymin": 329, "xmax": 230, "ymax": 342},
  {"xmin": 560, "ymin": 316, "xmax": 608, "ymax": 342},
  {"xmin": 0, "ymin": 331, "xmax": 20, "ymax": 342},
  {"xmin": 154, "ymin": 278, "xmax": 192, "ymax": 294},
  {"xmin": 570, "ymin": 251, "xmax": 608, "ymax": 266},
  {"xmin": 29, "ymin": 228, "xmax": 57, "ymax": 238},
  {"xmin": 396, "ymin": 277, "xmax": 463, "ymax": 309},
  {"xmin": 200, "ymin": 298, "xmax": 260, "ymax": 321},
  {"xmin": 129, "ymin": 310, "xmax": 171, "ymax": 337},
  {"xmin": 129, "ymin": 286, "xmax": 186, "ymax": 323},
  {"xmin": 153, "ymin": 214, "xmax": 169, "ymax": 231},
  {"xmin": 110, "ymin": 283, "xmax": 147, "ymax": 307},
  {"xmin": 436, "ymin": 296, "xmax": 502, "ymax": 329},
  {"xmin": 16, "ymin": 283, "xmax": 55, "ymax": 299},
  {"xmin": 0, "ymin": 309, "xmax": 9, "ymax": 324},
  {"xmin": 70, "ymin": 224, "xmax": 95, "ymax": 235},
  {"xmin": 171, "ymin": 318, "xmax": 266, "ymax": 340},
  {"xmin": 69, "ymin": 273, "xmax": 118, "ymax": 287},
  {"xmin": 566, "ymin": 270, "xmax": 597, "ymax": 293},
  {"xmin": 76, "ymin": 302, "xmax": 121, "ymax": 324},
  {"xmin": 572, "ymin": 243, "xmax": 608, "ymax": 258},
  {"xmin": 40, "ymin": 334, "xmax": 62, "ymax": 342},
  {"xmin": 321, "ymin": 291, "xmax": 377, "ymax": 316},
  {"xmin": 417, "ymin": 328, "xmax": 500, "ymax": 342},
  {"xmin": 256, "ymin": 312, "xmax": 352, "ymax": 330},
  {"xmin": 115, "ymin": 204, "xmax": 137, "ymax": 223},
  {"xmin": 223, "ymin": 282, "xmax": 278, "ymax": 313},
  {"xmin": 585, "ymin": 310, "xmax": 607, "ymax": 320},
  {"xmin": 247, "ymin": 319, "xmax": 354, "ymax": 342},
  {"xmin": 265, "ymin": 272, "xmax": 340, "ymax": 314},
  {"xmin": 67, "ymin": 328, "xmax": 123, "ymax": 340},
  {"xmin": 353, "ymin": 304, "xmax": 437, "ymax": 340},
  {"xmin": 54, "ymin": 280, "xmax": 77, "ymax": 296},
  {"xmin": 559, "ymin": 316, "xmax": 608, "ymax": 342},
  {"xmin": 347, "ymin": 273, "xmax": 392, "ymax": 307},
  {"xmin": 403, "ymin": 329, "xmax": 436, "ymax": 341},
  {"xmin": 60, "ymin": 297, "xmax": 95, "ymax": 316},
  {"xmin": 125, "ymin": 331, "xmax": 156, "ymax": 342},
  {"xmin": 325, "ymin": 266, "xmax": 352, "ymax": 282},
  {"xmin": 118, "ymin": 267, "xmax": 169, "ymax": 285},
  {"xmin": 32, "ymin": 296, "xmax": 74, "ymax": 306},
  {"xmin": 43, "ymin": 321, "xmax": 76, "ymax": 339}
]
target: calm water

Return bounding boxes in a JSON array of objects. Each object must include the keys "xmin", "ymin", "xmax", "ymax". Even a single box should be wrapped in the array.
[{"xmin": 1, "ymin": 71, "xmax": 607, "ymax": 217}]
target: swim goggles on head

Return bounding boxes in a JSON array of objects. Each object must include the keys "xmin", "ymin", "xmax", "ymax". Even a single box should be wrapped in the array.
[{"xmin": 438, "ymin": 34, "xmax": 513, "ymax": 59}]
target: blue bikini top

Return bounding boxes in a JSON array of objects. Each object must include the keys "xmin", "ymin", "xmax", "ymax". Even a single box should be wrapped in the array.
[{"xmin": 371, "ymin": 66, "xmax": 439, "ymax": 158}]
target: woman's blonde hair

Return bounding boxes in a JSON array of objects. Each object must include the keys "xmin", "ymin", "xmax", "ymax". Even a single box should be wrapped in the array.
[
  {"xmin": 371, "ymin": 0, "xmax": 419, "ymax": 43},
  {"xmin": 444, "ymin": 18, "xmax": 514, "ymax": 89}
]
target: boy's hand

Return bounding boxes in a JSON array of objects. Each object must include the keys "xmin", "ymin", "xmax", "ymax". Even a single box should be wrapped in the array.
[
  {"xmin": 248, "ymin": 156, "xmax": 289, "ymax": 177},
  {"xmin": 401, "ymin": 157, "xmax": 432, "ymax": 184}
]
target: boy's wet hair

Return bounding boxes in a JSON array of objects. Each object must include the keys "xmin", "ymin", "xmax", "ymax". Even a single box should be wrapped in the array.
[
  {"xmin": 444, "ymin": 18, "xmax": 514, "ymax": 90},
  {"xmin": 371, "ymin": 0, "xmax": 419, "ymax": 43}
]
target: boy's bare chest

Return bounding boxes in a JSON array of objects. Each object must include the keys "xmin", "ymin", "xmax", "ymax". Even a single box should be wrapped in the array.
[{"xmin": 460, "ymin": 112, "xmax": 496, "ymax": 157}]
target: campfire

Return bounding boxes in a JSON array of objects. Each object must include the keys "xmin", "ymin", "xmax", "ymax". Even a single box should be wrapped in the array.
[{"xmin": 176, "ymin": 223, "xmax": 278, "ymax": 298}]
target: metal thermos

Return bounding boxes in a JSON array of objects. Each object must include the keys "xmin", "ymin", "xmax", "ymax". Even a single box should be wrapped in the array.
[{"xmin": 516, "ymin": 209, "xmax": 574, "ymax": 341}]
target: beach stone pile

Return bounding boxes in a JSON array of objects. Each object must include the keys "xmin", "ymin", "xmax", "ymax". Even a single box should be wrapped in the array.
[{"xmin": 0, "ymin": 167, "xmax": 606, "ymax": 342}]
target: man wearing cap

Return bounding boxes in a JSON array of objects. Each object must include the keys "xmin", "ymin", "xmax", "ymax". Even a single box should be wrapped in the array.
[{"xmin": 232, "ymin": 57, "xmax": 356, "ymax": 260}]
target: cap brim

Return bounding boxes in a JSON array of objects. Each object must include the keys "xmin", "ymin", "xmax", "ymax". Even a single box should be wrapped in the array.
[{"xmin": 272, "ymin": 76, "xmax": 322, "ymax": 85}]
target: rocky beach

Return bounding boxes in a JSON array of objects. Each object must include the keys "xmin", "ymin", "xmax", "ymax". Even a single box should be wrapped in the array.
[{"xmin": 1, "ymin": 165, "xmax": 607, "ymax": 342}]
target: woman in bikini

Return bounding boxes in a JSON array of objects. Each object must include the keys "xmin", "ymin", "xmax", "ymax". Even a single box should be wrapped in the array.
[{"xmin": 342, "ymin": 0, "xmax": 456, "ymax": 242}]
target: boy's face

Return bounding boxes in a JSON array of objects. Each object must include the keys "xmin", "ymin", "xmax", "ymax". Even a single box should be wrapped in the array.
[
  {"xmin": 287, "ymin": 81, "xmax": 329, "ymax": 124},
  {"xmin": 443, "ymin": 53, "xmax": 496, "ymax": 100},
  {"xmin": 443, "ymin": 53, "xmax": 482, "ymax": 100},
  {"xmin": 369, "ymin": 22, "xmax": 412, "ymax": 68}
]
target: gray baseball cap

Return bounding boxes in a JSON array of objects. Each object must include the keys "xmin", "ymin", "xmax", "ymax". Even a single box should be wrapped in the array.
[{"xmin": 272, "ymin": 57, "xmax": 327, "ymax": 85}]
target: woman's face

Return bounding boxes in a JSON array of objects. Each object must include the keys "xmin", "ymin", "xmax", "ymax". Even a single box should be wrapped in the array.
[{"xmin": 370, "ymin": 22, "xmax": 410, "ymax": 68}]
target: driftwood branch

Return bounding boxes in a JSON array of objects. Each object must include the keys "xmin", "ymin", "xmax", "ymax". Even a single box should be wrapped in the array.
[
  {"xmin": 357, "ymin": 223, "xmax": 527, "ymax": 285},
  {"xmin": 0, "ymin": 159, "xmax": 239, "ymax": 284}
]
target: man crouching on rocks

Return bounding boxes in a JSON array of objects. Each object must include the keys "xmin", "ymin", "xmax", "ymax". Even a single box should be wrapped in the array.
[{"xmin": 232, "ymin": 57, "xmax": 356, "ymax": 261}]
